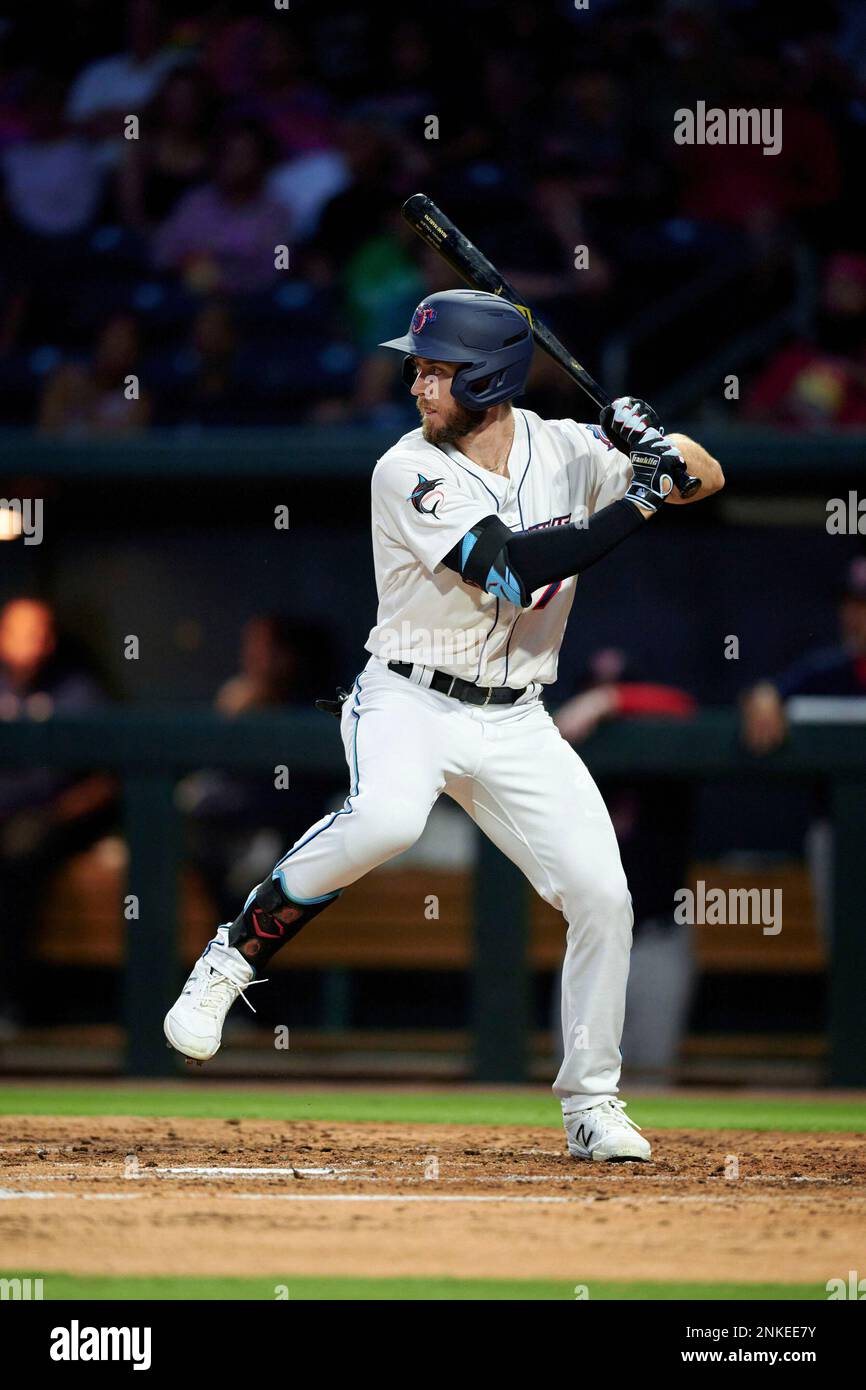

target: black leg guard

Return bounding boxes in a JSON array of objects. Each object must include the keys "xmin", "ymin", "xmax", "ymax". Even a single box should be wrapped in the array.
[{"xmin": 228, "ymin": 877, "xmax": 337, "ymax": 970}]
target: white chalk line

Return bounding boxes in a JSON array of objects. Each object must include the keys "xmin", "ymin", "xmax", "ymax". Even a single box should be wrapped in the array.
[
  {"xmin": 1, "ymin": 1185, "xmax": 860, "ymax": 1207},
  {"xmin": 0, "ymin": 1187, "xmax": 567, "ymax": 1205},
  {"xmin": 0, "ymin": 1190, "xmax": 142, "ymax": 1201},
  {"xmin": 157, "ymin": 1166, "xmax": 365, "ymax": 1177},
  {"xmin": 4, "ymin": 1166, "xmax": 852, "ymax": 1187}
]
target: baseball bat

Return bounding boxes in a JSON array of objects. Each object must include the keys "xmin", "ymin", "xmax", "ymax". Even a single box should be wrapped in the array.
[{"xmin": 402, "ymin": 192, "xmax": 701, "ymax": 498}]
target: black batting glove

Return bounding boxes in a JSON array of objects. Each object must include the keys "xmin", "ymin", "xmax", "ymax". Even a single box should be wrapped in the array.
[
  {"xmin": 600, "ymin": 396, "xmax": 665, "ymax": 456},
  {"xmin": 624, "ymin": 440, "xmax": 688, "ymax": 514},
  {"xmin": 314, "ymin": 687, "xmax": 350, "ymax": 719}
]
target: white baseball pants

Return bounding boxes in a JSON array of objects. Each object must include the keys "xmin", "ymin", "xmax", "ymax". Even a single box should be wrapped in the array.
[{"xmin": 272, "ymin": 655, "xmax": 633, "ymax": 1108}]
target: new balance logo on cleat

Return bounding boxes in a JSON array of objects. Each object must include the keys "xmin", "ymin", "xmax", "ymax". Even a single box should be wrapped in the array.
[{"xmin": 564, "ymin": 1099, "xmax": 651, "ymax": 1162}]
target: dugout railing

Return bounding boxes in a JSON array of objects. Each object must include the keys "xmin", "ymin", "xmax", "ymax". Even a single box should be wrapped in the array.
[{"xmin": 1, "ymin": 424, "xmax": 864, "ymax": 481}]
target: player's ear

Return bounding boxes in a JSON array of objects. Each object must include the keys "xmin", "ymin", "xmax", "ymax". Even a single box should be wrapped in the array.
[{"xmin": 401, "ymin": 356, "xmax": 417, "ymax": 388}]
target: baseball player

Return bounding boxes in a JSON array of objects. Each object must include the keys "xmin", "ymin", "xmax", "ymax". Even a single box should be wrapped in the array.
[{"xmin": 165, "ymin": 289, "xmax": 724, "ymax": 1161}]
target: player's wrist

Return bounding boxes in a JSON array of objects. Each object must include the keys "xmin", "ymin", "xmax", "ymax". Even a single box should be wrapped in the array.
[
  {"xmin": 623, "ymin": 491, "xmax": 662, "ymax": 520},
  {"xmin": 627, "ymin": 499, "xmax": 657, "ymax": 520}
]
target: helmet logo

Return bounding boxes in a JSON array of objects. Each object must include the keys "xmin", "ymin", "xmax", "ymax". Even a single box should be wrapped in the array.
[{"xmin": 411, "ymin": 303, "xmax": 437, "ymax": 334}]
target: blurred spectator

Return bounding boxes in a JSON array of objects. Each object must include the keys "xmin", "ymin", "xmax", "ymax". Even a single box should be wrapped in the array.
[
  {"xmin": 156, "ymin": 299, "xmax": 246, "ymax": 427},
  {"xmin": 153, "ymin": 120, "xmax": 289, "ymax": 294},
  {"xmin": 484, "ymin": 162, "xmax": 613, "ymax": 368},
  {"xmin": 541, "ymin": 71, "xmax": 628, "ymax": 201},
  {"xmin": 0, "ymin": 27, "xmax": 31, "ymax": 148},
  {"xmin": 741, "ymin": 555, "xmax": 866, "ymax": 755},
  {"xmin": 450, "ymin": 49, "xmax": 541, "ymax": 175},
  {"xmin": 740, "ymin": 555, "xmax": 866, "ymax": 944},
  {"xmin": 352, "ymin": 20, "xmax": 436, "ymax": 134},
  {"xmin": 306, "ymin": 122, "xmax": 426, "ymax": 418},
  {"xmin": 180, "ymin": 615, "xmax": 343, "ymax": 921},
  {"xmin": 240, "ymin": 27, "xmax": 336, "ymax": 160},
  {"xmin": 342, "ymin": 247, "xmax": 425, "ymax": 419},
  {"xmin": 674, "ymin": 51, "xmax": 841, "ymax": 245},
  {"xmin": 201, "ymin": 15, "xmax": 270, "ymax": 101},
  {"xmin": 507, "ymin": 163, "xmax": 613, "ymax": 303},
  {"xmin": 555, "ymin": 648, "xmax": 698, "ymax": 1083},
  {"xmin": 0, "ymin": 600, "xmax": 104, "ymax": 720},
  {"xmin": 1, "ymin": 78, "xmax": 105, "ymax": 238},
  {"xmin": 746, "ymin": 252, "xmax": 866, "ymax": 428},
  {"xmin": 216, "ymin": 614, "xmax": 316, "ymax": 714},
  {"xmin": 38, "ymin": 314, "xmax": 151, "ymax": 435},
  {"xmin": 65, "ymin": 0, "xmax": 184, "ymax": 159},
  {"xmin": 311, "ymin": 122, "xmax": 416, "ymax": 273},
  {"xmin": 118, "ymin": 67, "xmax": 215, "ymax": 230},
  {"xmin": 267, "ymin": 146, "xmax": 351, "ymax": 244},
  {"xmin": 343, "ymin": 214, "xmax": 425, "ymax": 353},
  {"xmin": 0, "ymin": 599, "xmax": 116, "ymax": 1031}
]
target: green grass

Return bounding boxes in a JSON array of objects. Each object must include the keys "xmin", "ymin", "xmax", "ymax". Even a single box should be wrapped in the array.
[
  {"xmin": 0, "ymin": 1273, "xmax": 828, "ymax": 1301},
  {"xmin": 0, "ymin": 1085, "xmax": 863, "ymax": 1132},
  {"xmin": 2, "ymin": 1089, "xmax": 852, "ymax": 1305}
]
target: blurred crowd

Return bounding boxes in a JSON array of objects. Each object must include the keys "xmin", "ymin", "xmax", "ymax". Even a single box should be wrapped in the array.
[{"xmin": 0, "ymin": 0, "xmax": 865, "ymax": 430}]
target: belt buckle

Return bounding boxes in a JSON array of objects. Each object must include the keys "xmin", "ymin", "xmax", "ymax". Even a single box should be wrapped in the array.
[
  {"xmin": 482, "ymin": 685, "xmax": 493, "ymax": 707},
  {"xmin": 446, "ymin": 675, "xmax": 457, "ymax": 698}
]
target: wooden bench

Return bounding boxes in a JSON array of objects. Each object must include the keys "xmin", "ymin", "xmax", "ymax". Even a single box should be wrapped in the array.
[
  {"xmin": 35, "ymin": 842, "xmax": 824, "ymax": 975},
  {"xmin": 683, "ymin": 861, "xmax": 825, "ymax": 973}
]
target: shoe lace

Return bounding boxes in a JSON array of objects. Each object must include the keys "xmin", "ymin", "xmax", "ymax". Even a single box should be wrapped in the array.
[
  {"xmin": 601, "ymin": 1099, "xmax": 643, "ymax": 1133},
  {"xmin": 195, "ymin": 962, "xmax": 267, "ymax": 1017}
]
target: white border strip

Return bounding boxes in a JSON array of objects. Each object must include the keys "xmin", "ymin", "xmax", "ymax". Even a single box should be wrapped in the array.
[{"xmin": 1, "ymin": 1188, "xmax": 858, "ymax": 1205}]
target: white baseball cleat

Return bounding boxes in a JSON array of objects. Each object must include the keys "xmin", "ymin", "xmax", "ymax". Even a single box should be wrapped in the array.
[
  {"xmin": 164, "ymin": 926, "xmax": 263, "ymax": 1062},
  {"xmin": 563, "ymin": 1098, "xmax": 652, "ymax": 1162}
]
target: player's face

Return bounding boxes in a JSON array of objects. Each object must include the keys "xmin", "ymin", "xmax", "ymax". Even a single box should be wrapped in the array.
[{"xmin": 409, "ymin": 357, "xmax": 483, "ymax": 445}]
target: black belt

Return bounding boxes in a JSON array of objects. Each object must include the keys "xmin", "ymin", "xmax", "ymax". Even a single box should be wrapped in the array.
[{"xmin": 388, "ymin": 661, "xmax": 527, "ymax": 706}]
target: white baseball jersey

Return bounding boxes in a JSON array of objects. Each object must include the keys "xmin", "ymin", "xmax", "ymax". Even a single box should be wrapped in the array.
[
  {"xmin": 365, "ymin": 407, "xmax": 632, "ymax": 687},
  {"xmin": 252, "ymin": 408, "xmax": 638, "ymax": 1113}
]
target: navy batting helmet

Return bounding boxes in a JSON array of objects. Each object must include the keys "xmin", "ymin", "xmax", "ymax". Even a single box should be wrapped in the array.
[{"xmin": 379, "ymin": 289, "xmax": 533, "ymax": 409}]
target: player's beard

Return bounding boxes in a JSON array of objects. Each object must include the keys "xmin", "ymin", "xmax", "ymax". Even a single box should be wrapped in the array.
[{"xmin": 418, "ymin": 398, "xmax": 486, "ymax": 447}]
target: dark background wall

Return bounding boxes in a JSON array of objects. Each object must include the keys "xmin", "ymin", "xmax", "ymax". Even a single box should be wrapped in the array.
[{"xmin": 2, "ymin": 473, "xmax": 859, "ymax": 705}]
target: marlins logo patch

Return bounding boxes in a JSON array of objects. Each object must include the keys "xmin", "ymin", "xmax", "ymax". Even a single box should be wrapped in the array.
[
  {"xmin": 409, "ymin": 473, "xmax": 445, "ymax": 516},
  {"xmin": 411, "ymin": 302, "xmax": 437, "ymax": 334}
]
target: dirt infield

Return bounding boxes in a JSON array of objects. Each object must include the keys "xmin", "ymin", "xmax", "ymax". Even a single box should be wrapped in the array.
[{"xmin": 1, "ymin": 1116, "xmax": 864, "ymax": 1285}]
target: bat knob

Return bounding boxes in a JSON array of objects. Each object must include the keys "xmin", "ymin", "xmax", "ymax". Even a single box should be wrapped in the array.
[{"xmin": 678, "ymin": 473, "xmax": 702, "ymax": 499}]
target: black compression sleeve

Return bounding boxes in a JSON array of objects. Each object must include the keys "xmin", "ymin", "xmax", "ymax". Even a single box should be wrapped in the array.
[{"xmin": 504, "ymin": 499, "xmax": 646, "ymax": 593}]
